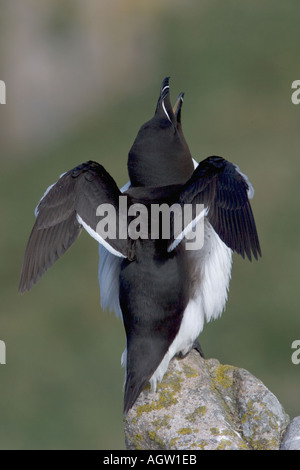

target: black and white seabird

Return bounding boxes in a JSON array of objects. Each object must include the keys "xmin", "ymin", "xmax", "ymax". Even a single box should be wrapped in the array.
[{"xmin": 19, "ymin": 77, "xmax": 261, "ymax": 414}]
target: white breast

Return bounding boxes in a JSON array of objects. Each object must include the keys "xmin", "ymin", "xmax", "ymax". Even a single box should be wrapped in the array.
[
  {"xmin": 98, "ymin": 180, "xmax": 130, "ymax": 320},
  {"xmin": 149, "ymin": 221, "xmax": 232, "ymax": 390},
  {"xmin": 98, "ymin": 245, "xmax": 123, "ymax": 319},
  {"xmin": 98, "ymin": 215, "xmax": 233, "ymax": 391}
]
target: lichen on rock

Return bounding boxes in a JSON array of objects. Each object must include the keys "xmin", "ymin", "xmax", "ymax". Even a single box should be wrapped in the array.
[{"xmin": 124, "ymin": 351, "xmax": 290, "ymax": 450}]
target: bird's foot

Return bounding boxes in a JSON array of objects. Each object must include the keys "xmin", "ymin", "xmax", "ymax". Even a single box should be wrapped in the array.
[
  {"xmin": 192, "ymin": 338, "xmax": 205, "ymax": 358},
  {"xmin": 177, "ymin": 339, "xmax": 205, "ymax": 360}
]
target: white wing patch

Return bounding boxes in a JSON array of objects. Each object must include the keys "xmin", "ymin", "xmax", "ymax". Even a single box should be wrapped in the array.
[
  {"xmin": 234, "ymin": 165, "xmax": 254, "ymax": 199},
  {"xmin": 76, "ymin": 214, "xmax": 126, "ymax": 259},
  {"xmin": 34, "ymin": 172, "xmax": 67, "ymax": 217},
  {"xmin": 167, "ymin": 206, "xmax": 208, "ymax": 252},
  {"xmin": 167, "ymin": 159, "xmax": 200, "ymax": 252}
]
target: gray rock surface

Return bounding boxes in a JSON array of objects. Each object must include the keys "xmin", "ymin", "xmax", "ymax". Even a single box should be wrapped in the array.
[
  {"xmin": 124, "ymin": 351, "xmax": 290, "ymax": 450},
  {"xmin": 280, "ymin": 416, "xmax": 300, "ymax": 450}
]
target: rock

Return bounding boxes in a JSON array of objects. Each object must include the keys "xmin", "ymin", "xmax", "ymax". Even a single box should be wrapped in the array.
[
  {"xmin": 124, "ymin": 351, "xmax": 290, "ymax": 450},
  {"xmin": 280, "ymin": 416, "xmax": 300, "ymax": 450}
]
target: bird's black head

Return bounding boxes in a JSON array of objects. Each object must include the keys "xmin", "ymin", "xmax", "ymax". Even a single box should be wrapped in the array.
[{"xmin": 128, "ymin": 77, "xmax": 194, "ymax": 187}]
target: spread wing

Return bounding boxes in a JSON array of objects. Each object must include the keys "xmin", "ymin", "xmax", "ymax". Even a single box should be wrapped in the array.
[
  {"xmin": 19, "ymin": 161, "xmax": 130, "ymax": 293},
  {"xmin": 174, "ymin": 156, "xmax": 261, "ymax": 260}
]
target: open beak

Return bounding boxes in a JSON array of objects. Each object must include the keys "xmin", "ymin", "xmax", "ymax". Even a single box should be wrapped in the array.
[{"xmin": 173, "ymin": 92, "xmax": 184, "ymax": 123}]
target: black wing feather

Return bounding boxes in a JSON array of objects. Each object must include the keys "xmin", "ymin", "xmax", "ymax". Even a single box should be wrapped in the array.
[
  {"xmin": 19, "ymin": 211, "xmax": 81, "ymax": 293},
  {"xmin": 19, "ymin": 161, "xmax": 129, "ymax": 293},
  {"xmin": 179, "ymin": 156, "xmax": 261, "ymax": 260}
]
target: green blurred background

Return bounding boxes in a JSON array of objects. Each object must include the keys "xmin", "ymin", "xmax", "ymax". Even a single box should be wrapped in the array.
[{"xmin": 1, "ymin": 0, "xmax": 300, "ymax": 449}]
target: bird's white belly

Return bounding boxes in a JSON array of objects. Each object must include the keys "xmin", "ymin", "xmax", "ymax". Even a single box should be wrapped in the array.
[
  {"xmin": 99, "ymin": 220, "xmax": 233, "ymax": 391},
  {"xmin": 149, "ymin": 221, "xmax": 232, "ymax": 390}
]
